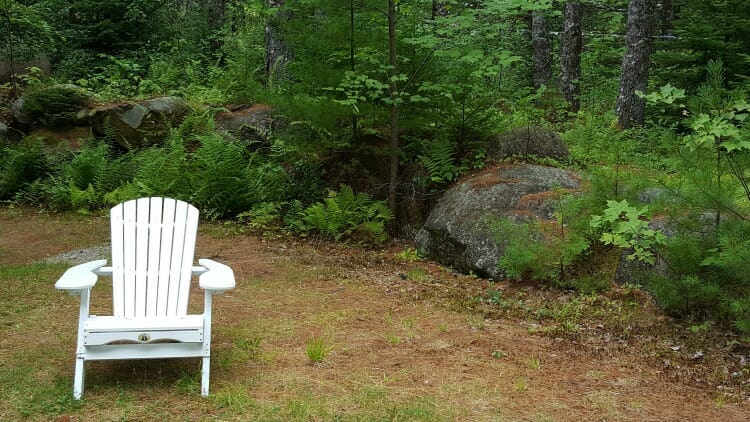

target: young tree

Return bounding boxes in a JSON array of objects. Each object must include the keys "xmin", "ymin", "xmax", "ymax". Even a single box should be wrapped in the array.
[
  {"xmin": 560, "ymin": 1, "xmax": 582, "ymax": 112},
  {"xmin": 615, "ymin": 0, "xmax": 656, "ymax": 129}
]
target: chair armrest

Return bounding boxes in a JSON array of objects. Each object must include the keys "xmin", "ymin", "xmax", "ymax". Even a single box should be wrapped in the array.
[
  {"xmin": 197, "ymin": 258, "xmax": 236, "ymax": 291},
  {"xmin": 55, "ymin": 260, "xmax": 108, "ymax": 291}
]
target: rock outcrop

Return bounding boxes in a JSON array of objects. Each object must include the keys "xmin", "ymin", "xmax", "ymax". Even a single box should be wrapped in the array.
[
  {"xmin": 87, "ymin": 96, "xmax": 189, "ymax": 149},
  {"xmin": 215, "ymin": 104, "xmax": 275, "ymax": 149},
  {"xmin": 488, "ymin": 125, "xmax": 569, "ymax": 162},
  {"xmin": 415, "ymin": 163, "xmax": 581, "ymax": 279}
]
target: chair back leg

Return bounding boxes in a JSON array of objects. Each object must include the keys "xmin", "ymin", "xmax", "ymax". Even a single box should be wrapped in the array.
[{"xmin": 201, "ymin": 357, "xmax": 210, "ymax": 396}]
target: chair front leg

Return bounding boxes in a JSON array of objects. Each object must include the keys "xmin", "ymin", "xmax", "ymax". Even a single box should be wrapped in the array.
[
  {"xmin": 201, "ymin": 290, "xmax": 214, "ymax": 396},
  {"xmin": 73, "ymin": 288, "xmax": 91, "ymax": 399}
]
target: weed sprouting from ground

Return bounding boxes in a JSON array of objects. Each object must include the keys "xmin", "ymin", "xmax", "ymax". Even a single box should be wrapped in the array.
[{"xmin": 305, "ymin": 337, "xmax": 329, "ymax": 364}]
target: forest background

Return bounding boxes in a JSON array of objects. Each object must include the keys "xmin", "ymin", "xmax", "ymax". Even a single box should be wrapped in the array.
[{"xmin": 2, "ymin": 0, "xmax": 750, "ymax": 334}]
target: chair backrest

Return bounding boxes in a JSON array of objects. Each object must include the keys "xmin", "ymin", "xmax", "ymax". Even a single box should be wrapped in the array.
[{"xmin": 110, "ymin": 197, "xmax": 199, "ymax": 318}]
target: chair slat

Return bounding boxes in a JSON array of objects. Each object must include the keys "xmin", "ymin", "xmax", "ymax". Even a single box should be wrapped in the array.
[
  {"xmin": 177, "ymin": 206, "xmax": 199, "ymax": 315},
  {"xmin": 122, "ymin": 200, "xmax": 137, "ymax": 318},
  {"xmin": 156, "ymin": 198, "xmax": 176, "ymax": 316},
  {"xmin": 110, "ymin": 204, "xmax": 125, "ymax": 317},
  {"xmin": 167, "ymin": 201, "xmax": 189, "ymax": 315},
  {"xmin": 146, "ymin": 197, "xmax": 163, "ymax": 317},
  {"xmin": 134, "ymin": 198, "xmax": 150, "ymax": 317}
]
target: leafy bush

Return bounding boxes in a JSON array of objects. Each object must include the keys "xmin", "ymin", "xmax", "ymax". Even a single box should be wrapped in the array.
[
  {"xmin": 291, "ymin": 185, "xmax": 393, "ymax": 243},
  {"xmin": 590, "ymin": 200, "xmax": 666, "ymax": 264}
]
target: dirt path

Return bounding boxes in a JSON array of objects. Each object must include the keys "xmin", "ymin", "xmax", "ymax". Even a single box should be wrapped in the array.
[{"xmin": 2, "ymin": 207, "xmax": 749, "ymax": 420}]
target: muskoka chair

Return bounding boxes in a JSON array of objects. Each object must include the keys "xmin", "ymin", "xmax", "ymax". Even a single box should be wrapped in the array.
[{"xmin": 55, "ymin": 197, "xmax": 235, "ymax": 399}]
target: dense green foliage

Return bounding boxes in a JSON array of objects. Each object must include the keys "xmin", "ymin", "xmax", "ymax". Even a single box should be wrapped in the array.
[{"xmin": 2, "ymin": 0, "xmax": 750, "ymax": 330}]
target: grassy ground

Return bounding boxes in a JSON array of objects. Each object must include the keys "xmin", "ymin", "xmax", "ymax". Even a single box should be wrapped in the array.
[{"xmin": 1, "ymin": 206, "xmax": 749, "ymax": 421}]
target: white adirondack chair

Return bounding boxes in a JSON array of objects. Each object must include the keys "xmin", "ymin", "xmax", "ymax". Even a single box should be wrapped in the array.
[{"xmin": 55, "ymin": 197, "xmax": 235, "ymax": 399}]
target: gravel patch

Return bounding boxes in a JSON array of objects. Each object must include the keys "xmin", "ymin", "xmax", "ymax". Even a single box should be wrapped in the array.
[{"xmin": 45, "ymin": 244, "xmax": 110, "ymax": 265}]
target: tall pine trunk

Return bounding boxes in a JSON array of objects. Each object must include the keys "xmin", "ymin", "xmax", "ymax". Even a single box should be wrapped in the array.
[
  {"xmin": 387, "ymin": 0, "xmax": 399, "ymax": 218},
  {"xmin": 264, "ymin": 0, "xmax": 292, "ymax": 86},
  {"xmin": 661, "ymin": 0, "xmax": 674, "ymax": 36},
  {"xmin": 532, "ymin": 11, "xmax": 552, "ymax": 89},
  {"xmin": 560, "ymin": 2, "xmax": 583, "ymax": 112},
  {"xmin": 616, "ymin": 0, "xmax": 656, "ymax": 129}
]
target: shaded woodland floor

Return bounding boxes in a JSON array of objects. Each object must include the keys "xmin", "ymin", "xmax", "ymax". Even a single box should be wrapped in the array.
[{"xmin": 1, "ymin": 207, "xmax": 749, "ymax": 421}]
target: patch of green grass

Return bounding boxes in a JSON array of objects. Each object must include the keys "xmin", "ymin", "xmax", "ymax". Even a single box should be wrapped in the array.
[
  {"xmin": 2, "ymin": 366, "xmax": 83, "ymax": 419},
  {"xmin": 525, "ymin": 355, "xmax": 541, "ymax": 370},
  {"xmin": 513, "ymin": 377, "xmax": 529, "ymax": 392},
  {"xmin": 406, "ymin": 267, "xmax": 430, "ymax": 281},
  {"xmin": 305, "ymin": 337, "xmax": 329, "ymax": 364},
  {"xmin": 0, "ymin": 262, "xmax": 68, "ymax": 322},
  {"xmin": 212, "ymin": 386, "xmax": 253, "ymax": 413},
  {"xmin": 174, "ymin": 372, "xmax": 200, "ymax": 395}
]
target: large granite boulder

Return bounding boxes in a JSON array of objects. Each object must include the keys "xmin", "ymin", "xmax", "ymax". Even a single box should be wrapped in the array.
[
  {"xmin": 415, "ymin": 163, "xmax": 581, "ymax": 279},
  {"xmin": 87, "ymin": 96, "xmax": 189, "ymax": 149},
  {"xmin": 488, "ymin": 125, "xmax": 569, "ymax": 162},
  {"xmin": 215, "ymin": 104, "xmax": 275, "ymax": 148}
]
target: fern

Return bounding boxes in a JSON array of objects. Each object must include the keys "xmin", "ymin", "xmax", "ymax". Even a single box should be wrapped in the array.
[
  {"xmin": 0, "ymin": 142, "xmax": 48, "ymax": 199},
  {"xmin": 419, "ymin": 138, "xmax": 459, "ymax": 184},
  {"xmin": 298, "ymin": 185, "xmax": 393, "ymax": 242}
]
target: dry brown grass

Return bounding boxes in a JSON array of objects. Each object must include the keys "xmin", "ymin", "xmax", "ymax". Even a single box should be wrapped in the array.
[{"xmin": 1, "ymin": 208, "xmax": 749, "ymax": 420}]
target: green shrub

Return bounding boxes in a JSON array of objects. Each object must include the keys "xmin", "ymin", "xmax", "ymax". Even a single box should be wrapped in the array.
[
  {"xmin": 493, "ymin": 213, "xmax": 590, "ymax": 283},
  {"xmin": 590, "ymin": 200, "xmax": 666, "ymax": 265}
]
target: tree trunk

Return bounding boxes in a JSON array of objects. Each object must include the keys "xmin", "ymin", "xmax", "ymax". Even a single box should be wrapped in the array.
[
  {"xmin": 387, "ymin": 0, "xmax": 399, "ymax": 218},
  {"xmin": 350, "ymin": 0, "xmax": 358, "ymax": 143},
  {"xmin": 560, "ymin": 2, "xmax": 583, "ymax": 112},
  {"xmin": 532, "ymin": 11, "xmax": 552, "ymax": 89},
  {"xmin": 661, "ymin": 0, "xmax": 673, "ymax": 36},
  {"xmin": 616, "ymin": 0, "xmax": 656, "ymax": 129},
  {"xmin": 432, "ymin": 1, "xmax": 447, "ymax": 20},
  {"xmin": 207, "ymin": 0, "xmax": 227, "ymax": 58},
  {"xmin": 264, "ymin": 0, "xmax": 292, "ymax": 86}
]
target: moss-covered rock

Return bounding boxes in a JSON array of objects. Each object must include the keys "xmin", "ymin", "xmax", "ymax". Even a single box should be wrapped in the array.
[
  {"xmin": 13, "ymin": 84, "xmax": 94, "ymax": 128},
  {"xmin": 488, "ymin": 125, "xmax": 569, "ymax": 162},
  {"xmin": 86, "ymin": 96, "xmax": 188, "ymax": 149}
]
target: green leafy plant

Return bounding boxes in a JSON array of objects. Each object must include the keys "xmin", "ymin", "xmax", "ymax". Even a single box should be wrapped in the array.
[
  {"xmin": 590, "ymin": 200, "xmax": 666, "ymax": 264},
  {"xmin": 397, "ymin": 247, "xmax": 422, "ymax": 262},
  {"xmin": 418, "ymin": 137, "xmax": 460, "ymax": 185},
  {"xmin": 294, "ymin": 185, "xmax": 393, "ymax": 243}
]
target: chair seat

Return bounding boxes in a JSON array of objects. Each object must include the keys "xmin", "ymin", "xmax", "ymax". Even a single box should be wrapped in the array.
[{"xmin": 84, "ymin": 315, "xmax": 204, "ymax": 345}]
